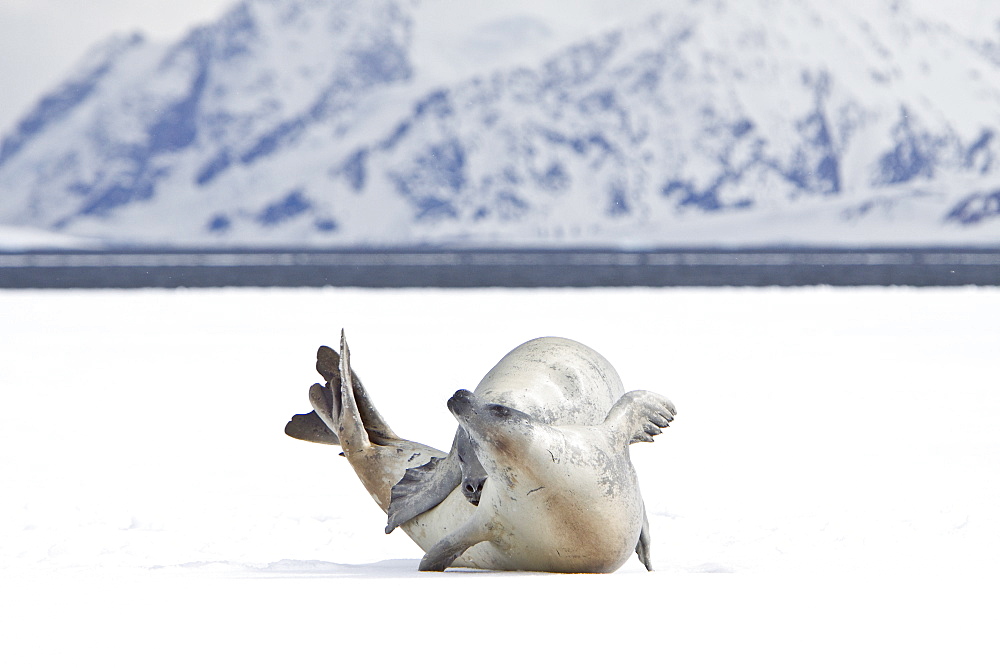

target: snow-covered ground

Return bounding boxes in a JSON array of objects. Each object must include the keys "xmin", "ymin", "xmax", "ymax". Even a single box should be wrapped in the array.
[{"xmin": 2, "ymin": 286, "xmax": 998, "ymax": 665}]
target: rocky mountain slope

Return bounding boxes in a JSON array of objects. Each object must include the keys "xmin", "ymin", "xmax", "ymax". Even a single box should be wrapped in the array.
[{"xmin": 2, "ymin": 0, "xmax": 1000, "ymax": 247}]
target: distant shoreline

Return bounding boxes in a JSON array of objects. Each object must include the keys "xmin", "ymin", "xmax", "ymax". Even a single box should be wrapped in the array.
[{"xmin": 2, "ymin": 247, "xmax": 998, "ymax": 288}]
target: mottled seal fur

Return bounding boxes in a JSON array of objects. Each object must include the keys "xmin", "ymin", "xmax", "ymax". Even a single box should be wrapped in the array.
[
  {"xmin": 285, "ymin": 333, "xmax": 676, "ymax": 573},
  {"xmin": 385, "ymin": 336, "xmax": 628, "ymax": 532}
]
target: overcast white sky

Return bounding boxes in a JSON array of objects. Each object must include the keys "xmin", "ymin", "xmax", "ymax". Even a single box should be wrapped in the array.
[
  {"xmin": 0, "ymin": 0, "xmax": 233, "ymax": 134},
  {"xmin": 0, "ymin": 0, "xmax": 997, "ymax": 138}
]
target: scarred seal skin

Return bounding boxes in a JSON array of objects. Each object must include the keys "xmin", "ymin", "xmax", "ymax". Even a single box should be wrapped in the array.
[{"xmin": 285, "ymin": 333, "xmax": 676, "ymax": 573}]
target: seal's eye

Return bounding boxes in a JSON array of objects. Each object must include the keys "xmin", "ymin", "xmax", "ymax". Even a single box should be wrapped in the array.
[{"xmin": 489, "ymin": 404, "xmax": 512, "ymax": 419}]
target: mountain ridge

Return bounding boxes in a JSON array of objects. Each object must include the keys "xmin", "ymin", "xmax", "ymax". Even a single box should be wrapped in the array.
[{"xmin": 2, "ymin": 0, "xmax": 1000, "ymax": 248}]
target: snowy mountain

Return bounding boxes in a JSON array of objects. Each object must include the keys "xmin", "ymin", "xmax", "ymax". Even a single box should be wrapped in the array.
[{"xmin": 2, "ymin": 0, "xmax": 1000, "ymax": 248}]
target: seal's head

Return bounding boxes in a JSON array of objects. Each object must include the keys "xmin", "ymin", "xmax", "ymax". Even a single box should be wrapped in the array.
[{"xmin": 447, "ymin": 389, "xmax": 540, "ymax": 462}]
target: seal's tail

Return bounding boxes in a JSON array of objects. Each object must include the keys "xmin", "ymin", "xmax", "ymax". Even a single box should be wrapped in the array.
[
  {"xmin": 285, "ymin": 331, "xmax": 451, "ymax": 527},
  {"xmin": 284, "ymin": 333, "xmax": 399, "ymax": 448}
]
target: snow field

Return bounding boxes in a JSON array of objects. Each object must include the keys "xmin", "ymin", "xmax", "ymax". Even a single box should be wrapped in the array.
[{"xmin": 1, "ymin": 286, "xmax": 998, "ymax": 665}]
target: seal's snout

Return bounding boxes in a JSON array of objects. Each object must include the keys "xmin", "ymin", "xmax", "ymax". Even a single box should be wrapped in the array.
[{"xmin": 447, "ymin": 389, "xmax": 476, "ymax": 415}]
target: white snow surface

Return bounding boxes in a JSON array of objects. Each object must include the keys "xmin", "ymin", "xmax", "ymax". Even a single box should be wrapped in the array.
[{"xmin": 2, "ymin": 286, "xmax": 999, "ymax": 665}]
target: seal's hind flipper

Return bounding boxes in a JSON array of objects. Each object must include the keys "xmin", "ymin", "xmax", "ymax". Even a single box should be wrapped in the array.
[
  {"xmin": 603, "ymin": 390, "xmax": 677, "ymax": 446},
  {"xmin": 636, "ymin": 504, "xmax": 653, "ymax": 571},
  {"xmin": 315, "ymin": 344, "xmax": 340, "ymax": 383},
  {"xmin": 284, "ymin": 411, "xmax": 339, "ymax": 445},
  {"xmin": 385, "ymin": 451, "xmax": 462, "ymax": 533},
  {"xmin": 419, "ymin": 517, "xmax": 490, "ymax": 571},
  {"xmin": 316, "ymin": 344, "xmax": 398, "ymax": 444},
  {"xmin": 337, "ymin": 332, "xmax": 371, "ymax": 457},
  {"xmin": 309, "ymin": 382, "xmax": 340, "ymax": 433}
]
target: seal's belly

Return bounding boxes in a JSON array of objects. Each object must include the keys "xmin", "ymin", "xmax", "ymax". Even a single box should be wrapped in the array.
[{"xmin": 484, "ymin": 472, "xmax": 644, "ymax": 573}]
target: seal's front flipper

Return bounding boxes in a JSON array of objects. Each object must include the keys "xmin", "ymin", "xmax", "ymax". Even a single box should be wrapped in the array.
[
  {"xmin": 604, "ymin": 390, "xmax": 677, "ymax": 446},
  {"xmin": 636, "ymin": 505, "xmax": 653, "ymax": 571},
  {"xmin": 385, "ymin": 451, "xmax": 462, "ymax": 533},
  {"xmin": 419, "ymin": 518, "xmax": 490, "ymax": 572}
]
